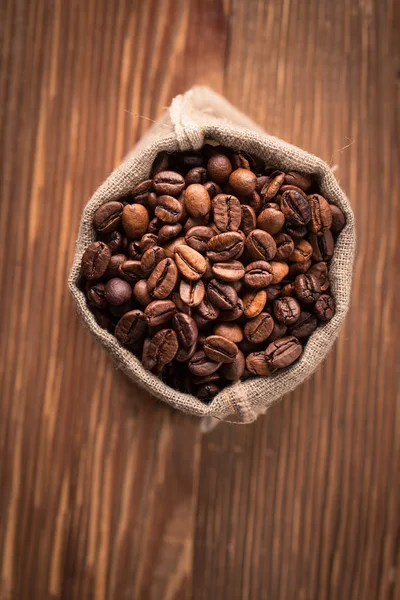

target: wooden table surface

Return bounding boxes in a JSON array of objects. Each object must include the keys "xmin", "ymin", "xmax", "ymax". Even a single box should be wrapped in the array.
[{"xmin": 1, "ymin": 1, "xmax": 399, "ymax": 599}]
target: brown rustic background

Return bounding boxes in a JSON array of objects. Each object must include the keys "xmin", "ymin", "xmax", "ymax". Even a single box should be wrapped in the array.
[{"xmin": 1, "ymin": 0, "xmax": 399, "ymax": 599}]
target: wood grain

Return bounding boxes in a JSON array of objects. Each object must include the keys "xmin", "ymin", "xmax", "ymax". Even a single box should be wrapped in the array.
[{"xmin": 0, "ymin": 0, "xmax": 399, "ymax": 599}]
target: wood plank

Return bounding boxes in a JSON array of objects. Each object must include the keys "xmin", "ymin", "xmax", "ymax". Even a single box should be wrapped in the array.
[{"xmin": 0, "ymin": 0, "xmax": 399, "ymax": 599}]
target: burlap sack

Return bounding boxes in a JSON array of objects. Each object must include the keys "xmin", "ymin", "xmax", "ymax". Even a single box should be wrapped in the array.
[{"xmin": 69, "ymin": 86, "xmax": 355, "ymax": 424}]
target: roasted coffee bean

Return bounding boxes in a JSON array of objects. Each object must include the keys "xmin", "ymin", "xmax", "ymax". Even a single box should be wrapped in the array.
[
  {"xmin": 184, "ymin": 184, "xmax": 211, "ymax": 218},
  {"xmin": 207, "ymin": 279, "xmax": 238, "ymax": 310},
  {"xmin": 280, "ymin": 184, "xmax": 307, "ymax": 198},
  {"xmin": 145, "ymin": 300, "xmax": 176, "ymax": 327},
  {"xmin": 104, "ymin": 253, "xmax": 126, "ymax": 279},
  {"xmin": 314, "ymin": 294, "xmax": 335, "ymax": 321},
  {"xmin": 268, "ymin": 321, "xmax": 288, "ymax": 342},
  {"xmin": 155, "ymin": 195, "xmax": 183, "ymax": 224},
  {"xmin": 122, "ymin": 204, "xmax": 149, "ymax": 239},
  {"xmin": 330, "ymin": 204, "xmax": 346, "ymax": 233},
  {"xmin": 143, "ymin": 329, "xmax": 179, "ymax": 372},
  {"xmin": 244, "ymin": 312, "xmax": 274, "ymax": 343},
  {"xmin": 244, "ymin": 261, "xmax": 273, "ymax": 288},
  {"xmin": 289, "ymin": 312, "xmax": 317, "ymax": 338},
  {"xmin": 115, "ymin": 309, "xmax": 146, "ymax": 345},
  {"xmin": 104, "ymin": 277, "xmax": 132, "ymax": 306},
  {"xmin": 162, "ymin": 236, "xmax": 187, "ymax": 258},
  {"xmin": 133, "ymin": 279, "xmax": 153, "ymax": 307},
  {"xmin": 288, "ymin": 239, "xmax": 313, "ymax": 263},
  {"xmin": 212, "ymin": 194, "xmax": 242, "ymax": 232},
  {"xmin": 288, "ymin": 259, "xmax": 312, "ymax": 277},
  {"xmin": 285, "ymin": 225, "xmax": 308, "ymax": 240},
  {"xmin": 268, "ymin": 261, "xmax": 289, "ymax": 284},
  {"xmin": 175, "ymin": 342, "xmax": 197, "ymax": 363},
  {"xmin": 148, "ymin": 192, "xmax": 159, "ymax": 211},
  {"xmin": 147, "ymin": 258, "xmax": 178, "ymax": 299},
  {"xmin": 265, "ymin": 336, "xmax": 302, "ymax": 368},
  {"xmin": 93, "ymin": 201, "xmax": 123, "ymax": 233},
  {"xmin": 179, "ymin": 279, "xmax": 205, "ymax": 307},
  {"xmin": 153, "ymin": 171, "xmax": 185, "ymax": 196},
  {"xmin": 280, "ymin": 190, "xmax": 311, "ymax": 226},
  {"xmin": 175, "ymin": 245, "xmax": 207, "ymax": 280},
  {"xmin": 249, "ymin": 190, "xmax": 262, "ymax": 213},
  {"xmin": 246, "ymin": 351, "xmax": 272, "ymax": 376},
  {"xmin": 128, "ymin": 241, "xmax": 142, "ymax": 260},
  {"xmin": 207, "ymin": 154, "xmax": 233, "ymax": 184},
  {"xmin": 171, "ymin": 291, "xmax": 191, "ymax": 314},
  {"xmin": 284, "ymin": 171, "xmax": 314, "ymax": 192},
  {"xmin": 131, "ymin": 179, "xmax": 153, "ymax": 204},
  {"xmin": 172, "ymin": 313, "xmax": 198, "ymax": 348},
  {"xmin": 246, "ymin": 229, "xmax": 277, "ymax": 261},
  {"xmin": 81, "ymin": 241, "xmax": 111, "ymax": 280},
  {"xmin": 308, "ymin": 262, "xmax": 330, "ymax": 291},
  {"xmin": 240, "ymin": 205, "xmax": 257, "ymax": 235},
  {"xmin": 257, "ymin": 207, "xmax": 285, "ymax": 235},
  {"xmin": 151, "ymin": 152, "xmax": 169, "ymax": 177},
  {"xmin": 197, "ymin": 383, "xmax": 219, "ymax": 399},
  {"xmin": 203, "ymin": 335, "xmax": 238, "ymax": 363},
  {"xmin": 197, "ymin": 295, "xmax": 220, "ymax": 320},
  {"xmin": 220, "ymin": 349, "xmax": 245, "ymax": 380},
  {"xmin": 294, "ymin": 274, "xmax": 321, "ymax": 303},
  {"xmin": 118, "ymin": 260, "xmax": 143, "ymax": 284},
  {"xmin": 158, "ymin": 223, "xmax": 183, "ymax": 245},
  {"xmin": 243, "ymin": 289, "xmax": 267, "ymax": 318},
  {"xmin": 185, "ymin": 167, "xmax": 207, "ymax": 185},
  {"xmin": 229, "ymin": 168, "xmax": 257, "ymax": 196},
  {"xmin": 207, "ymin": 231, "xmax": 244, "ymax": 262},
  {"xmin": 138, "ymin": 233, "xmax": 157, "ymax": 252},
  {"xmin": 309, "ymin": 230, "xmax": 334, "ymax": 261},
  {"xmin": 273, "ymin": 297, "xmax": 301, "ymax": 325},
  {"xmin": 185, "ymin": 226, "xmax": 214, "ymax": 252},
  {"xmin": 265, "ymin": 284, "xmax": 281, "ymax": 301},
  {"xmin": 203, "ymin": 181, "xmax": 222, "ymax": 199},
  {"xmin": 189, "ymin": 350, "xmax": 221, "ymax": 376},
  {"xmin": 183, "ymin": 215, "xmax": 210, "ymax": 232},
  {"xmin": 139, "ymin": 233, "xmax": 160, "ymax": 253},
  {"xmin": 87, "ymin": 282, "xmax": 107, "ymax": 308},
  {"xmin": 307, "ymin": 193, "xmax": 332, "ymax": 234},
  {"xmin": 256, "ymin": 175, "xmax": 269, "ymax": 193},
  {"xmin": 140, "ymin": 246, "xmax": 166, "ymax": 276},
  {"xmin": 219, "ymin": 298, "xmax": 244, "ymax": 321},
  {"xmin": 274, "ymin": 233, "xmax": 295, "ymax": 260},
  {"xmin": 213, "ymin": 323, "xmax": 244, "ymax": 343},
  {"xmin": 260, "ymin": 171, "xmax": 285, "ymax": 201},
  {"xmin": 104, "ymin": 230, "xmax": 125, "ymax": 254},
  {"xmin": 211, "ymin": 260, "xmax": 245, "ymax": 282}
]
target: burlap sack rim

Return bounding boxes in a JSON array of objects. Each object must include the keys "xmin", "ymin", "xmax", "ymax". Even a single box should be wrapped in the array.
[{"xmin": 69, "ymin": 87, "xmax": 355, "ymax": 422}]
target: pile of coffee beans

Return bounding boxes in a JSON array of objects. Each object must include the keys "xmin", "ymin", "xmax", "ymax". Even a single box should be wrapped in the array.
[{"xmin": 80, "ymin": 144, "xmax": 345, "ymax": 401}]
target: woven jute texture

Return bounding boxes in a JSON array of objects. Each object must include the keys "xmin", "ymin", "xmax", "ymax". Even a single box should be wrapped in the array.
[{"xmin": 69, "ymin": 86, "xmax": 356, "ymax": 424}]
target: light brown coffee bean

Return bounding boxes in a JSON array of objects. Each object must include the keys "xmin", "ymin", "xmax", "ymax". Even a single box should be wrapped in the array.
[
  {"xmin": 184, "ymin": 184, "xmax": 211, "ymax": 218},
  {"xmin": 155, "ymin": 195, "xmax": 183, "ymax": 224},
  {"xmin": 246, "ymin": 229, "xmax": 277, "ymax": 261},
  {"xmin": 207, "ymin": 232, "xmax": 244, "ymax": 262},
  {"xmin": 260, "ymin": 171, "xmax": 285, "ymax": 201},
  {"xmin": 211, "ymin": 260, "xmax": 245, "ymax": 282},
  {"xmin": 179, "ymin": 279, "xmax": 205, "ymax": 307},
  {"xmin": 229, "ymin": 168, "xmax": 257, "ymax": 196},
  {"xmin": 185, "ymin": 226, "xmax": 214, "ymax": 252},
  {"xmin": 162, "ymin": 236, "xmax": 187, "ymax": 258},
  {"xmin": 133, "ymin": 279, "xmax": 153, "ymax": 307},
  {"xmin": 257, "ymin": 207, "xmax": 285, "ymax": 235},
  {"xmin": 147, "ymin": 258, "xmax": 178, "ymax": 299},
  {"xmin": 157, "ymin": 223, "xmax": 183, "ymax": 245},
  {"xmin": 246, "ymin": 351, "xmax": 272, "ymax": 376},
  {"xmin": 288, "ymin": 239, "xmax": 313, "ymax": 263},
  {"xmin": 213, "ymin": 323, "xmax": 244, "ymax": 343},
  {"xmin": 140, "ymin": 246, "xmax": 166, "ymax": 276},
  {"xmin": 144, "ymin": 300, "xmax": 176, "ymax": 327},
  {"xmin": 175, "ymin": 245, "xmax": 207, "ymax": 280},
  {"xmin": 153, "ymin": 171, "xmax": 185, "ymax": 196},
  {"xmin": 212, "ymin": 194, "xmax": 242, "ymax": 232},
  {"xmin": 203, "ymin": 335, "xmax": 238, "ymax": 363},
  {"xmin": 307, "ymin": 193, "xmax": 332, "ymax": 234},
  {"xmin": 207, "ymin": 154, "xmax": 233, "ymax": 184},
  {"xmin": 242, "ymin": 289, "xmax": 267, "ymax": 318},
  {"xmin": 207, "ymin": 279, "xmax": 238, "ymax": 310},
  {"xmin": 240, "ymin": 205, "xmax": 257, "ymax": 235},
  {"xmin": 269, "ymin": 261, "xmax": 289, "ymax": 284},
  {"xmin": 122, "ymin": 204, "xmax": 149, "ymax": 239},
  {"xmin": 244, "ymin": 261, "xmax": 273, "ymax": 288},
  {"xmin": 244, "ymin": 312, "xmax": 274, "ymax": 343}
]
